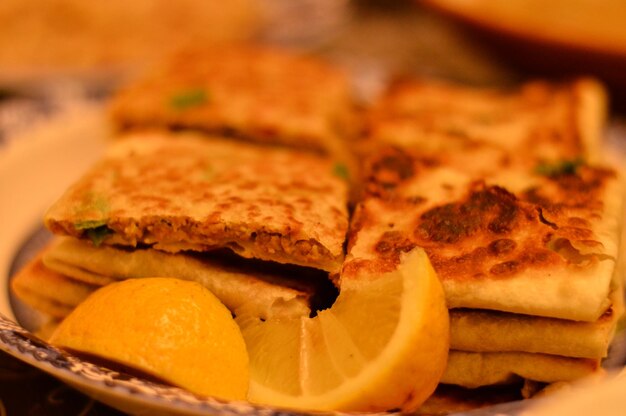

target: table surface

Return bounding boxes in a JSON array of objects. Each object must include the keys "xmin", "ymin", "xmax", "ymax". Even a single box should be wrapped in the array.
[{"xmin": 1, "ymin": 1, "xmax": 624, "ymax": 415}]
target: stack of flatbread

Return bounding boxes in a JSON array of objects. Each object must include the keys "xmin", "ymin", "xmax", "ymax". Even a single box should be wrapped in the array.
[
  {"xmin": 9, "ymin": 45, "xmax": 625, "ymax": 413},
  {"xmin": 12, "ymin": 45, "xmax": 355, "ymax": 331},
  {"xmin": 347, "ymin": 78, "xmax": 624, "ymax": 396},
  {"xmin": 13, "ymin": 131, "xmax": 350, "ymax": 320}
]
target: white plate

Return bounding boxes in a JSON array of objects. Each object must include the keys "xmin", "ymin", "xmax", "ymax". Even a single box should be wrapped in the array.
[{"xmin": 0, "ymin": 105, "xmax": 108, "ymax": 319}]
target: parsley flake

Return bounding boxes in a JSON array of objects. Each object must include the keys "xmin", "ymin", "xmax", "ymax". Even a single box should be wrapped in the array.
[
  {"xmin": 535, "ymin": 158, "xmax": 584, "ymax": 177},
  {"xmin": 333, "ymin": 163, "xmax": 350, "ymax": 181},
  {"xmin": 75, "ymin": 219, "xmax": 108, "ymax": 230},
  {"xmin": 169, "ymin": 88, "xmax": 209, "ymax": 110},
  {"xmin": 85, "ymin": 225, "xmax": 113, "ymax": 247}
]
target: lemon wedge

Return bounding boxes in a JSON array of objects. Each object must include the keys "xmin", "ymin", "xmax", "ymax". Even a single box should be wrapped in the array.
[
  {"xmin": 49, "ymin": 277, "xmax": 249, "ymax": 401},
  {"xmin": 236, "ymin": 248, "xmax": 449, "ymax": 412}
]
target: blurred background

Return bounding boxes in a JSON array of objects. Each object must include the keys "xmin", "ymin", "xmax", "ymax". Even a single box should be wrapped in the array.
[
  {"xmin": 1, "ymin": 0, "xmax": 626, "ymax": 414},
  {"xmin": 2, "ymin": 0, "xmax": 626, "ymax": 145},
  {"xmin": 2, "ymin": 0, "xmax": 626, "ymax": 138},
  {"xmin": 0, "ymin": 0, "xmax": 625, "ymax": 100}
]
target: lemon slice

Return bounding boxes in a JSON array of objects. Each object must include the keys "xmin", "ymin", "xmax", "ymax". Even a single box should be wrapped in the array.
[
  {"xmin": 49, "ymin": 277, "xmax": 249, "ymax": 401},
  {"xmin": 236, "ymin": 248, "xmax": 449, "ymax": 412}
]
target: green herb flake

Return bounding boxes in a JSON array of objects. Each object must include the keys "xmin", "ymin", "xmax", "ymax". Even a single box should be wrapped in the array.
[
  {"xmin": 333, "ymin": 163, "xmax": 350, "ymax": 181},
  {"xmin": 74, "ymin": 192, "xmax": 110, "ymax": 218},
  {"xmin": 535, "ymin": 158, "xmax": 584, "ymax": 177},
  {"xmin": 74, "ymin": 219, "xmax": 108, "ymax": 230},
  {"xmin": 85, "ymin": 225, "xmax": 113, "ymax": 247},
  {"xmin": 169, "ymin": 88, "xmax": 209, "ymax": 110}
]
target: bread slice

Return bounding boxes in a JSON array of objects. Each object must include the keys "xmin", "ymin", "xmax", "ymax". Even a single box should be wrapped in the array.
[
  {"xmin": 442, "ymin": 350, "xmax": 600, "ymax": 388},
  {"xmin": 361, "ymin": 77, "xmax": 606, "ymax": 163},
  {"xmin": 109, "ymin": 45, "xmax": 356, "ymax": 156},
  {"xmin": 345, "ymin": 143, "xmax": 622, "ymax": 321},
  {"xmin": 43, "ymin": 237, "xmax": 320, "ymax": 319},
  {"xmin": 44, "ymin": 132, "xmax": 350, "ymax": 273},
  {"xmin": 10, "ymin": 247, "xmax": 98, "ymax": 319},
  {"xmin": 449, "ymin": 282, "xmax": 623, "ymax": 359}
]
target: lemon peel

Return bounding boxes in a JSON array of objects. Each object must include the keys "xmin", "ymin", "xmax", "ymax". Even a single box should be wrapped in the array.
[{"xmin": 49, "ymin": 277, "xmax": 249, "ymax": 400}]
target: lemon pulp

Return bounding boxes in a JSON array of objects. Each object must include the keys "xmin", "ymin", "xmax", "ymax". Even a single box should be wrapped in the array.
[{"xmin": 236, "ymin": 248, "xmax": 450, "ymax": 412}]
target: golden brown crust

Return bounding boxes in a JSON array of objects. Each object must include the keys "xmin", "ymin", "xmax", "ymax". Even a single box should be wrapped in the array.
[
  {"xmin": 347, "ymin": 143, "xmax": 618, "ymax": 281},
  {"xmin": 44, "ymin": 132, "xmax": 350, "ymax": 272},
  {"xmin": 360, "ymin": 78, "xmax": 603, "ymax": 163},
  {"xmin": 345, "ymin": 155, "xmax": 620, "ymax": 319},
  {"xmin": 108, "ymin": 45, "xmax": 356, "ymax": 156},
  {"xmin": 344, "ymin": 78, "xmax": 621, "ymax": 321}
]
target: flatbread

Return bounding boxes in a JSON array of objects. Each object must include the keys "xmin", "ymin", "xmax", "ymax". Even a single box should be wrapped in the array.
[
  {"xmin": 442, "ymin": 350, "xmax": 600, "ymax": 388},
  {"xmin": 361, "ymin": 77, "xmax": 606, "ymax": 163},
  {"xmin": 449, "ymin": 282, "xmax": 624, "ymax": 359},
  {"xmin": 10, "ymin": 249, "xmax": 98, "ymax": 319},
  {"xmin": 44, "ymin": 132, "xmax": 350, "ymax": 273},
  {"xmin": 344, "ymin": 144, "xmax": 623, "ymax": 321},
  {"xmin": 109, "ymin": 45, "xmax": 355, "ymax": 156},
  {"xmin": 350, "ymin": 78, "xmax": 620, "ymax": 318},
  {"xmin": 43, "ymin": 237, "xmax": 318, "ymax": 319}
]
